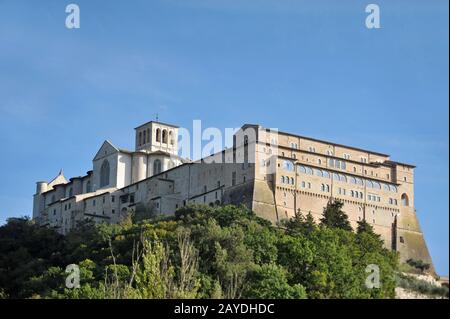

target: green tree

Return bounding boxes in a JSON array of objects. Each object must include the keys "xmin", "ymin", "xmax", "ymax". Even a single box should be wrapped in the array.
[
  {"xmin": 243, "ymin": 263, "xmax": 307, "ymax": 299},
  {"xmin": 0, "ymin": 217, "xmax": 65, "ymax": 298},
  {"xmin": 406, "ymin": 259, "xmax": 431, "ymax": 274},
  {"xmin": 0, "ymin": 204, "xmax": 398, "ymax": 299},
  {"xmin": 283, "ymin": 211, "xmax": 316, "ymax": 236},
  {"xmin": 320, "ymin": 200, "xmax": 352, "ymax": 231},
  {"xmin": 356, "ymin": 219, "xmax": 376, "ymax": 236}
]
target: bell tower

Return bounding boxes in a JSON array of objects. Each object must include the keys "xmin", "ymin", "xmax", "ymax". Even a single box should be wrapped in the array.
[{"xmin": 134, "ymin": 120, "xmax": 178, "ymax": 155}]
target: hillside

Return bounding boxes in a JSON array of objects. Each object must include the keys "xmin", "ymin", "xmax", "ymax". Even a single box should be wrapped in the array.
[{"xmin": 0, "ymin": 200, "xmax": 444, "ymax": 299}]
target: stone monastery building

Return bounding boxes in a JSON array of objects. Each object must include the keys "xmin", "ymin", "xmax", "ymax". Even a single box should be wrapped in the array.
[{"xmin": 32, "ymin": 120, "xmax": 434, "ymax": 267}]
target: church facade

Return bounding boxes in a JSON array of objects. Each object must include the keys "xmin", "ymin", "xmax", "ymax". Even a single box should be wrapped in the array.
[{"xmin": 32, "ymin": 120, "xmax": 434, "ymax": 269}]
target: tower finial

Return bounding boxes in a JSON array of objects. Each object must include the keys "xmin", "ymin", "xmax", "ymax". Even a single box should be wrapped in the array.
[
  {"xmin": 156, "ymin": 113, "xmax": 159, "ymax": 122},
  {"xmin": 58, "ymin": 168, "xmax": 64, "ymax": 176}
]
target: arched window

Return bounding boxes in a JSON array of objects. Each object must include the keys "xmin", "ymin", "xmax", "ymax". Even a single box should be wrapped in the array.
[
  {"xmin": 315, "ymin": 169, "xmax": 323, "ymax": 177},
  {"xmin": 51, "ymin": 195, "xmax": 55, "ymax": 203},
  {"xmin": 68, "ymin": 188, "xmax": 73, "ymax": 197},
  {"xmin": 350, "ymin": 176, "xmax": 356, "ymax": 184},
  {"xmin": 326, "ymin": 185, "xmax": 330, "ymax": 192},
  {"xmin": 401, "ymin": 193, "xmax": 409, "ymax": 206},
  {"xmin": 339, "ymin": 174, "xmax": 347, "ymax": 182},
  {"xmin": 153, "ymin": 159, "xmax": 162, "ymax": 175},
  {"xmin": 321, "ymin": 184, "xmax": 325, "ymax": 192},
  {"xmin": 169, "ymin": 131, "xmax": 174, "ymax": 145},
  {"xmin": 86, "ymin": 180, "xmax": 91, "ymax": 193},
  {"xmin": 333, "ymin": 173, "xmax": 339, "ymax": 181},
  {"xmin": 323, "ymin": 171, "xmax": 330, "ymax": 178},
  {"xmin": 290, "ymin": 177, "xmax": 294, "ymax": 185},
  {"xmin": 298, "ymin": 165, "xmax": 306, "ymax": 174},
  {"xmin": 328, "ymin": 158, "xmax": 334, "ymax": 167},
  {"xmin": 351, "ymin": 190, "xmax": 354, "ymax": 197},
  {"xmin": 373, "ymin": 182, "xmax": 381, "ymax": 189},
  {"xmin": 366, "ymin": 180, "xmax": 373, "ymax": 188},
  {"xmin": 390, "ymin": 185, "xmax": 398, "ymax": 193},
  {"xmin": 100, "ymin": 160, "xmax": 110, "ymax": 187},
  {"xmin": 156, "ymin": 128, "xmax": 161, "ymax": 142},
  {"xmin": 283, "ymin": 160, "xmax": 294, "ymax": 171},
  {"xmin": 147, "ymin": 128, "xmax": 150, "ymax": 143},
  {"xmin": 359, "ymin": 192, "xmax": 363, "ymax": 198},
  {"xmin": 306, "ymin": 167, "xmax": 313, "ymax": 175},
  {"xmin": 162, "ymin": 129, "xmax": 168, "ymax": 143}
]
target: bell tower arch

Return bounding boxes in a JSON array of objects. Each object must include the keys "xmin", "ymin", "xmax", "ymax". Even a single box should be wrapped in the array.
[{"xmin": 134, "ymin": 120, "xmax": 178, "ymax": 155}]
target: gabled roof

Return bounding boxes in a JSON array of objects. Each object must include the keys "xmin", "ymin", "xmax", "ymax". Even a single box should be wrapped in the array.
[
  {"xmin": 48, "ymin": 169, "xmax": 68, "ymax": 188},
  {"xmin": 93, "ymin": 140, "xmax": 120, "ymax": 161}
]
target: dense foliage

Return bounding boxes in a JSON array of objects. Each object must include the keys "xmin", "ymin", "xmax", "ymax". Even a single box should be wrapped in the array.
[
  {"xmin": 0, "ymin": 200, "xmax": 398, "ymax": 299},
  {"xmin": 406, "ymin": 258, "xmax": 431, "ymax": 274},
  {"xmin": 395, "ymin": 273, "xmax": 448, "ymax": 298}
]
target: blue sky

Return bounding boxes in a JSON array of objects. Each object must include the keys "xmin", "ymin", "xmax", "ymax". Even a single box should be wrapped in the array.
[{"xmin": 0, "ymin": 0, "xmax": 448, "ymax": 274}]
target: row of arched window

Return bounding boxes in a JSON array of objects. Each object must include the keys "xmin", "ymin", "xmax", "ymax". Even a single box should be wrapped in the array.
[
  {"xmin": 138, "ymin": 128, "xmax": 174, "ymax": 146},
  {"xmin": 389, "ymin": 198, "xmax": 398, "ymax": 205},
  {"xmin": 328, "ymin": 158, "xmax": 346, "ymax": 170},
  {"xmin": 138, "ymin": 128, "xmax": 151, "ymax": 146},
  {"xmin": 368, "ymin": 194, "xmax": 381, "ymax": 202},
  {"xmin": 350, "ymin": 190, "xmax": 364, "ymax": 199},
  {"xmin": 281, "ymin": 176, "xmax": 295, "ymax": 185},
  {"xmin": 280, "ymin": 179, "xmax": 406, "ymax": 207},
  {"xmin": 155, "ymin": 128, "xmax": 173, "ymax": 145},
  {"xmin": 295, "ymin": 164, "xmax": 398, "ymax": 193}
]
